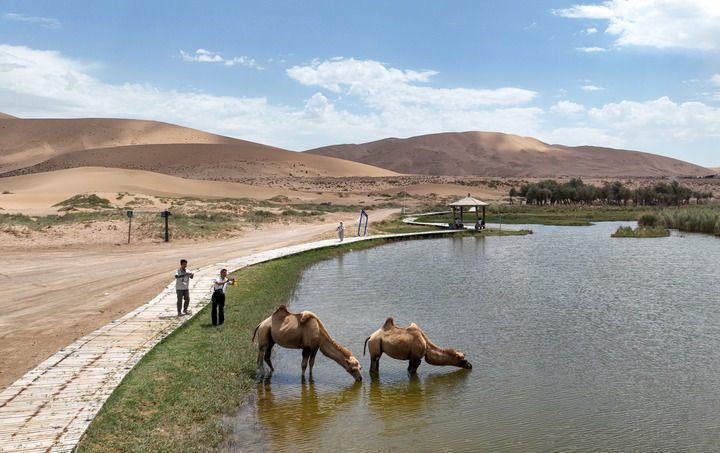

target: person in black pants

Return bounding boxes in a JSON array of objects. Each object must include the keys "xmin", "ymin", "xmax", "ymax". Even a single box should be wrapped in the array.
[{"xmin": 211, "ymin": 268, "xmax": 235, "ymax": 326}]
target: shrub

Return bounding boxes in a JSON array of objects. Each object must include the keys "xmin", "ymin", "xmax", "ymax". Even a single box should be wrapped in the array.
[
  {"xmin": 53, "ymin": 194, "xmax": 112, "ymax": 209},
  {"xmin": 638, "ymin": 213, "xmax": 662, "ymax": 228}
]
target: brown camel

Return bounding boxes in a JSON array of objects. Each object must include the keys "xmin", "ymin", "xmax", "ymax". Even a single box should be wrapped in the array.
[
  {"xmin": 363, "ymin": 317, "xmax": 472, "ymax": 374},
  {"xmin": 252, "ymin": 304, "xmax": 362, "ymax": 382}
]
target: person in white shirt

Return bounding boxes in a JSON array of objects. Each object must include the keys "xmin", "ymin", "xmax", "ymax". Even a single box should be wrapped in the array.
[
  {"xmin": 337, "ymin": 221, "xmax": 344, "ymax": 241},
  {"xmin": 211, "ymin": 268, "xmax": 235, "ymax": 326},
  {"xmin": 174, "ymin": 259, "xmax": 193, "ymax": 316}
]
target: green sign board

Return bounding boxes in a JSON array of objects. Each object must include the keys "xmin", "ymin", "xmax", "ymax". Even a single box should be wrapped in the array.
[{"xmin": 126, "ymin": 210, "xmax": 134, "ymax": 218}]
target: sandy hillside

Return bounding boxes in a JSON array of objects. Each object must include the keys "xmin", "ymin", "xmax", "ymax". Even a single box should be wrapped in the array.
[
  {"xmin": 0, "ymin": 116, "xmax": 400, "ymax": 180},
  {"xmin": 0, "ymin": 117, "xmax": 248, "ymax": 173},
  {"xmin": 305, "ymin": 131, "xmax": 713, "ymax": 178},
  {"xmin": 2, "ymin": 143, "xmax": 400, "ymax": 180}
]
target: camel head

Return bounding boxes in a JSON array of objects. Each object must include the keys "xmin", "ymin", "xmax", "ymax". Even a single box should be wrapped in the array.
[
  {"xmin": 453, "ymin": 351, "xmax": 472, "ymax": 369},
  {"xmin": 345, "ymin": 356, "xmax": 363, "ymax": 382}
]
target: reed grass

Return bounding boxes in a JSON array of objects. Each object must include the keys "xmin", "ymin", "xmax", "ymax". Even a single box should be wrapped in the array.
[{"xmin": 660, "ymin": 208, "xmax": 720, "ymax": 235}]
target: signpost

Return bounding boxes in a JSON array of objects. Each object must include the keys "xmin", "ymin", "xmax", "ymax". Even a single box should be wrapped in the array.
[
  {"xmin": 126, "ymin": 210, "xmax": 133, "ymax": 244},
  {"xmin": 161, "ymin": 210, "xmax": 171, "ymax": 242}
]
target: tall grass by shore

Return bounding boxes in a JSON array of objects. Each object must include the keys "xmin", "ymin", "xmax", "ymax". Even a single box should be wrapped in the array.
[{"xmin": 659, "ymin": 208, "xmax": 720, "ymax": 236}]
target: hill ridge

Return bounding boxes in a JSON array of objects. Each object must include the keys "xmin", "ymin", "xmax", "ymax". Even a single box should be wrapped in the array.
[
  {"xmin": 304, "ymin": 131, "xmax": 711, "ymax": 178},
  {"xmin": 0, "ymin": 117, "xmax": 398, "ymax": 179}
]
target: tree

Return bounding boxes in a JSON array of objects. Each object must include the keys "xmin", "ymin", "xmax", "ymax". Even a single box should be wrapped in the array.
[{"xmin": 508, "ymin": 187, "xmax": 518, "ymax": 204}]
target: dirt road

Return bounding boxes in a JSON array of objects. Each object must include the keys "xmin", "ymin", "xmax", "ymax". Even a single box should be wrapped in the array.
[{"xmin": 0, "ymin": 209, "xmax": 396, "ymax": 390}]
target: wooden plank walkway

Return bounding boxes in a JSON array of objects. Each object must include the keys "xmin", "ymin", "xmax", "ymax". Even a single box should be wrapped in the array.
[{"xmin": 0, "ymin": 230, "xmax": 459, "ymax": 452}]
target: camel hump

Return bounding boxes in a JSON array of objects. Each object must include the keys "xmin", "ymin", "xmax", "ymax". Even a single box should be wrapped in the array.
[
  {"xmin": 382, "ymin": 317, "xmax": 396, "ymax": 330},
  {"xmin": 299, "ymin": 311, "xmax": 316, "ymax": 324},
  {"xmin": 275, "ymin": 304, "xmax": 290, "ymax": 315}
]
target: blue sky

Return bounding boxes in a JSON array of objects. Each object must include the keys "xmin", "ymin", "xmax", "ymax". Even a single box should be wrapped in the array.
[{"xmin": 1, "ymin": 0, "xmax": 718, "ymax": 167}]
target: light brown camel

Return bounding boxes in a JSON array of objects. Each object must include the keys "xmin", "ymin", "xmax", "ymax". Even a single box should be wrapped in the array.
[
  {"xmin": 363, "ymin": 317, "xmax": 472, "ymax": 374},
  {"xmin": 252, "ymin": 304, "xmax": 362, "ymax": 382}
]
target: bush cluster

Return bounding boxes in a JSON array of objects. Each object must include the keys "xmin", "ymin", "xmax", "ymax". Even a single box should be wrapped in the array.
[{"xmin": 511, "ymin": 178, "xmax": 713, "ymax": 206}]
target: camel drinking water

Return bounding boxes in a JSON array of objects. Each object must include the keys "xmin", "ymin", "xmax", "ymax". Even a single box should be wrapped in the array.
[
  {"xmin": 252, "ymin": 304, "xmax": 362, "ymax": 382},
  {"xmin": 363, "ymin": 317, "xmax": 472, "ymax": 374}
]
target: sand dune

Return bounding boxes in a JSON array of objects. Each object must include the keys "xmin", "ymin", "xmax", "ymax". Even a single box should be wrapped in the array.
[
  {"xmin": 0, "ymin": 117, "xmax": 250, "ymax": 173},
  {"xmin": 0, "ymin": 116, "xmax": 399, "ymax": 179},
  {"xmin": 0, "ymin": 167, "xmax": 337, "ymax": 215},
  {"xmin": 2, "ymin": 143, "xmax": 400, "ymax": 180},
  {"xmin": 305, "ymin": 131, "xmax": 713, "ymax": 177}
]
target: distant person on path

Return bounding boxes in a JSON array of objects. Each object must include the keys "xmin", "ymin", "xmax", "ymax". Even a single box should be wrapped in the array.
[
  {"xmin": 175, "ymin": 259, "xmax": 193, "ymax": 316},
  {"xmin": 211, "ymin": 268, "xmax": 235, "ymax": 326},
  {"xmin": 337, "ymin": 221, "xmax": 345, "ymax": 241}
]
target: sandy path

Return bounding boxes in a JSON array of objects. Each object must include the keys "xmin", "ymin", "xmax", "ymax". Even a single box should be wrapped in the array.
[{"xmin": 0, "ymin": 209, "xmax": 396, "ymax": 390}]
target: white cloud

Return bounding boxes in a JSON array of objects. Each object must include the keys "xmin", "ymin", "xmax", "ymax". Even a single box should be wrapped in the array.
[
  {"xmin": 551, "ymin": 101, "xmax": 585, "ymax": 114},
  {"xmin": 287, "ymin": 58, "xmax": 537, "ymax": 109},
  {"xmin": 554, "ymin": 0, "xmax": 720, "ymax": 50},
  {"xmin": 180, "ymin": 49, "xmax": 262, "ymax": 69},
  {"xmin": 3, "ymin": 12, "xmax": 61, "ymax": 31},
  {"xmin": 711, "ymin": 74, "xmax": 720, "ymax": 86},
  {"xmin": 589, "ymin": 96, "xmax": 720, "ymax": 139},
  {"xmin": 577, "ymin": 47, "xmax": 606, "ymax": 52},
  {"xmin": 585, "ymin": 27, "xmax": 598, "ymax": 35},
  {"xmin": 581, "ymin": 85, "xmax": 604, "ymax": 91}
]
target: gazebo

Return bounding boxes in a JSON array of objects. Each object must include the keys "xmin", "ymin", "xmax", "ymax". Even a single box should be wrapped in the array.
[{"xmin": 450, "ymin": 193, "xmax": 488, "ymax": 226}]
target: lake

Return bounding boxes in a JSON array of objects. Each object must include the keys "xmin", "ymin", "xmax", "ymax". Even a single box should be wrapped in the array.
[{"xmin": 224, "ymin": 222, "xmax": 720, "ymax": 452}]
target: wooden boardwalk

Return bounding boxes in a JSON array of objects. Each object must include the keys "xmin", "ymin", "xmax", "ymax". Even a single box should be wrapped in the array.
[{"xmin": 0, "ymin": 230, "xmax": 458, "ymax": 452}]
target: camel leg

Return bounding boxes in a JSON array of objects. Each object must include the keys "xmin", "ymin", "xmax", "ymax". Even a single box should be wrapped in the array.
[
  {"xmin": 370, "ymin": 353, "xmax": 381, "ymax": 374},
  {"xmin": 256, "ymin": 345, "xmax": 265, "ymax": 373},
  {"xmin": 408, "ymin": 357, "xmax": 422, "ymax": 374},
  {"xmin": 308, "ymin": 348, "xmax": 319, "ymax": 376},
  {"xmin": 301, "ymin": 347, "xmax": 312, "ymax": 377},
  {"xmin": 263, "ymin": 341, "xmax": 275, "ymax": 372}
]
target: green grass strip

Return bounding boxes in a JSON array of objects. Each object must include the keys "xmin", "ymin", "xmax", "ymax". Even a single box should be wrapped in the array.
[{"xmin": 77, "ymin": 238, "xmax": 393, "ymax": 452}]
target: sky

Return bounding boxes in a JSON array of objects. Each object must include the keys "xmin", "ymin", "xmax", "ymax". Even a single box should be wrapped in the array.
[{"xmin": 0, "ymin": 1, "xmax": 718, "ymax": 167}]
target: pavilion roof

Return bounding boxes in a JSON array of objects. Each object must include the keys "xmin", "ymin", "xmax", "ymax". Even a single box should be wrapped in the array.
[{"xmin": 450, "ymin": 194, "xmax": 489, "ymax": 207}]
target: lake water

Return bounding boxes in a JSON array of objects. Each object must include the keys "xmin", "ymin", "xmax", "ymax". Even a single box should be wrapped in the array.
[{"xmin": 224, "ymin": 222, "xmax": 720, "ymax": 452}]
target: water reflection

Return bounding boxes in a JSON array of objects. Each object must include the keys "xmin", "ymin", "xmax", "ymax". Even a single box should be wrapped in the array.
[
  {"xmin": 367, "ymin": 369, "xmax": 471, "ymax": 425},
  {"xmin": 256, "ymin": 379, "xmax": 362, "ymax": 448}
]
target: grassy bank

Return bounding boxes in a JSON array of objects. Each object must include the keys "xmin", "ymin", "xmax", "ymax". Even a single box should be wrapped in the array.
[
  {"xmin": 76, "ymin": 237, "xmax": 414, "ymax": 452},
  {"xmin": 416, "ymin": 205, "xmax": 651, "ymax": 226},
  {"xmin": 371, "ymin": 215, "xmax": 532, "ymax": 236}
]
